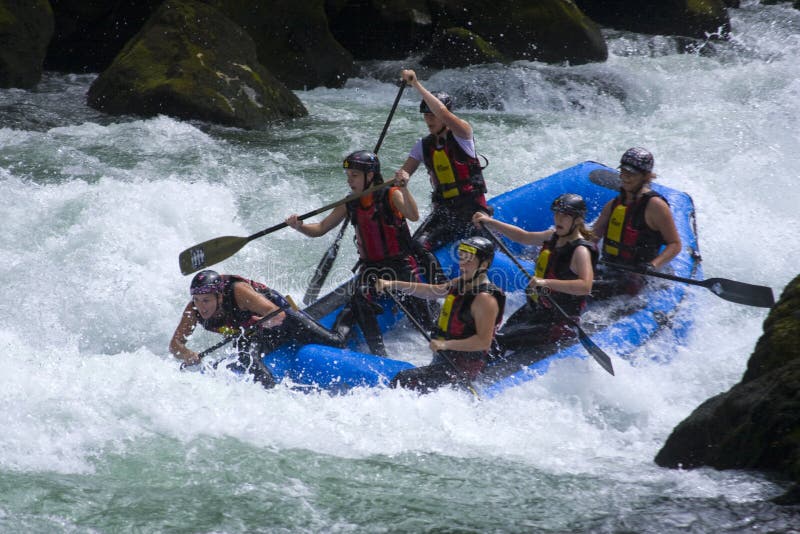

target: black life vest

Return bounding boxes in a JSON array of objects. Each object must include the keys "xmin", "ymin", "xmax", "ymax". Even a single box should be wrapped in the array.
[
  {"xmin": 602, "ymin": 191, "xmax": 667, "ymax": 264},
  {"xmin": 346, "ymin": 187, "xmax": 414, "ymax": 263},
  {"xmin": 433, "ymin": 281, "xmax": 506, "ymax": 359},
  {"xmin": 532, "ymin": 235, "xmax": 598, "ymax": 316},
  {"xmin": 197, "ymin": 275, "xmax": 288, "ymax": 334},
  {"xmin": 421, "ymin": 131, "xmax": 487, "ymax": 204}
]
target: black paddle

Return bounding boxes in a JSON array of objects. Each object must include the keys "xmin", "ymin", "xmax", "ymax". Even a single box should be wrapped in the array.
[
  {"xmin": 382, "ymin": 286, "xmax": 481, "ymax": 398},
  {"xmin": 302, "ymin": 80, "xmax": 408, "ymax": 304},
  {"xmin": 178, "ymin": 177, "xmax": 397, "ymax": 275},
  {"xmin": 482, "ymin": 226, "xmax": 615, "ymax": 376},
  {"xmin": 600, "ymin": 260, "xmax": 775, "ymax": 308},
  {"xmin": 179, "ymin": 305, "xmax": 287, "ymax": 370}
]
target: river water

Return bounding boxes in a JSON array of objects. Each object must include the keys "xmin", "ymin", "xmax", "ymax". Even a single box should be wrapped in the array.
[{"xmin": 2, "ymin": 2, "xmax": 799, "ymax": 532}]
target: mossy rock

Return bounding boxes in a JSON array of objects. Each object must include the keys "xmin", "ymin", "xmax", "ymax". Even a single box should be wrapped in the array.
[
  {"xmin": 429, "ymin": 0, "xmax": 607, "ymax": 65},
  {"xmin": 574, "ymin": 0, "xmax": 730, "ymax": 39},
  {"xmin": 204, "ymin": 0, "xmax": 355, "ymax": 89},
  {"xmin": 421, "ymin": 27, "xmax": 507, "ymax": 68},
  {"xmin": 655, "ymin": 273, "xmax": 800, "ymax": 503},
  {"xmin": 0, "ymin": 1, "xmax": 54, "ymax": 88},
  {"xmin": 87, "ymin": 0, "xmax": 306, "ymax": 129}
]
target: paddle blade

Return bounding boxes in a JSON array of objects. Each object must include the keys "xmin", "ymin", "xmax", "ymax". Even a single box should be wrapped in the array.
[
  {"xmin": 577, "ymin": 329, "xmax": 615, "ymax": 376},
  {"xmin": 303, "ymin": 244, "xmax": 339, "ymax": 305},
  {"xmin": 704, "ymin": 278, "xmax": 775, "ymax": 308},
  {"xmin": 178, "ymin": 235, "xmax": 250, "ymax": 275}
]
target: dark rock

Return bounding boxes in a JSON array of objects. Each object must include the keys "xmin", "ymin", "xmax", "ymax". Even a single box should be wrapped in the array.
[
  {"xmin": 87, "ymin": 0, "xmax": 307, "ymax": 129},
  {"xmin": 429, "ymin": 0, "xmax": 608, "ymax": 65},
  {"xmin": 326, "ymin": 0, "xmax": 433, "ymax": 60},
  {"xmin": 574, "ymin": 0, "xmax": 730, "ymax": 39},
  {"xmin": 45, "ymin": 0, "xmax": 162, "ymax": 73},
  {"xmin": 655, "ymin": 274, "xmax": 800, "ymax": 504},
  {"xmin": 421, "ymin": 27, "xmax": 507, "ymax": 68},
  {"xmin": 205, "ymin": 0, "xmax": 356, "ymax": 89},
  {"xmin": 0, "ymin": 1, "xmax": 54, "ymax": 88}
]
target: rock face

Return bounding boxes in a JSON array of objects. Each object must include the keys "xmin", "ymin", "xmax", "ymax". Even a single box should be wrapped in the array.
[
  {"xmin": 655, "ymin": 274, "xmax": 800, "ymax": 504},
  {"xmin": 206, "ymin": 0, "xmax": 356, "ymax": 89},
  {"xmin": 428, "ymin": 0, "xmax": 608, "ymax": 65},
  {"xmin": 0, "ymin": 0, "xmax": 54, "ymax": 88},
  {"xmin": 45, "ymin": 0, "xmax": 162, "ymax": 73},
  {"xmin": 575, "ymin": 0, "xmax": 731, "ymax": 39},
  {"xmin": 87, "ymin": 0, "xmax": 306, "ymax": 129},
  {"xmin": 421, "ymin": 27, "xmax": 507, "ymax": 68}
]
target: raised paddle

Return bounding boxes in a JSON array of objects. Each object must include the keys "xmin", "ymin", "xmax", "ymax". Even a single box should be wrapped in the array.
[
  {"xmin": 383, "ymin": 287, "xmax": 481, "ymax": 398},
  {"xmin": 179, "ymin": 304, "xmax": 288, "ymax": 370},
  {"xmin": 482, "ymin": 226, "xmax": 615, "ymax": 376},
  {"xmin": 178, "ymin": 177, "xmax": 397, "ymax": 275},
  {"xmin": 600, "ymin": 260, "xmax": 775, "ymax": 308},
  {"xmin": 302, "ymin": 80, "xmax": 408, "ymax": 304}
]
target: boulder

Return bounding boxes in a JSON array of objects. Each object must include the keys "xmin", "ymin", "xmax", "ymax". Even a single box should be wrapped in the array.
[
  {"xmin": 326, "ymin": 0, "xmax": 434, "ymax": 60},
  {"xmin": 0, "ymin": 0, "xmax": 54, "ymax": 88},
  {"xmin": 87, "ymin": 0, "xmax": 307, "ymax": 129},
  {"xmin": 428, "ymin": 0, "xmax": 607, "ymax": 65},
  {"xmin": 205, "ymin": 0, "xmax": 356, "ymax": 89},
  {"xmin": 421, "ymin": 27, "xmax": 507, "ymax": 68},
  {"xmin": 45, "ymin": 0, "xmax": 162, "ymax": 73},
  {"xmin": 654, "ymin": 274, "xmax": 800, "ymax": 504},
  {"xmin": 574, "ymin": 0, "xmax": 731, "ymax": 39}
]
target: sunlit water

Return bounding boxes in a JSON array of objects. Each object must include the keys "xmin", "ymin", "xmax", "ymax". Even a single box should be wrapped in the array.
[{"xmin": 2, "ymin": 2, "xmax": 799, "ymax": 532}]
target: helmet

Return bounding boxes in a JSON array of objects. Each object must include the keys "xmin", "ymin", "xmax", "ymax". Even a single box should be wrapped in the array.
[
  {"xmin": 419, "ymin": 91, "xmax": 453, "ymax": 113},
  {"xmin": 551, "ymin": 193, "xmax": 587, "ymax": 218},
  {"xmin": 190, "ymin": 270, "xmax": 224, "ymax": 295},
  {"xmin": 458, "ymin": 236, "xmax": 495, "ymax": 265},
  {"xmin": 619, "ymin": 147, "xmax": 654, "ymax": 173},
  {"xmin": 343, "ymin": 150, "xmax": 380, "ymax": 176}
]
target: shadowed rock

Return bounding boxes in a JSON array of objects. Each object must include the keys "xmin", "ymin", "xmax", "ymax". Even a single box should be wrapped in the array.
[
  {"xmin": 655, "ymin": 274, "xmax": 800, "ymax": 504},
  {"xmin": 0, "ymin": 1, "xmax": 54, "ymax": 88}
]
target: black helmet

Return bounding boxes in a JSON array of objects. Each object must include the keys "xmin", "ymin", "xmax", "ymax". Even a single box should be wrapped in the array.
[
  {"xmin": 619, "ymin": 147, "xmax": 654, "ymax": 173},
  {"xmin": 458, "ymin": 236, "xmax": 494, "ymax": 265},
  {"xmin": 190, "ymin": 270, "xmax": 224, "ymax": 295},
  {"xmin": 343, "ymin": 150, "xmax": 380, "ymax": 176},
  {"xmin": 551, "ymin": 193, "xmax": 587, "ymax": 218},
  {"xmin": 419, "ymin": 91, "xmax": 453, "ymax": 113}
]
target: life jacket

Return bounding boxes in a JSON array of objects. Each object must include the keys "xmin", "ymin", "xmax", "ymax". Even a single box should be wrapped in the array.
[
  {"xmin": 433, "ymin": 281, "xmax": 506, "ymax": 359},
  {"xmin": 602, "ymin": 191, "xmax": 667, "ymax": 264},
  {"xmin": 346, "ymin": 187, "xmax": 414, "ymax": 263},
  {"xmin": 421, "ymin": 131, "xmax": 487, "ymax": 204},
  {"xmin": 196, "ymin": 275, "xmax": 288, "ymax": 335},
  {"xmin": 531, "ymin": 235, "xmax": 598, "ymax": 316}
]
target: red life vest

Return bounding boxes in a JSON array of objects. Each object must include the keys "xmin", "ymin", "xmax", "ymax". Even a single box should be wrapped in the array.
[
  {"xmin": 433, "ymin": 282, "xmax": 505, "ymax": 354},
  {"xmin": 347, "ymin": 187, "xmax": 414, "ymax": 263},
  {"xmin": 602, "ymin": 191, "xmax": 667, "ymax": 264},
  {"xmin": 421, "ymin": 131, "xmax": 487, "ymax": 204},
  {"xmin": 532, "ymin": 236, "xmax": 598, "ymax": 316},
  {"xmin": 197, "ymin": 275, "xmax": 288, "ymax": 334}
]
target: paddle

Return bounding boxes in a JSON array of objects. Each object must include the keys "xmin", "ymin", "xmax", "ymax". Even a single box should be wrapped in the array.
[
  {"xmin": 600, "ymin": 260, "xmax": 775, "ymax": 308},
  {"xmin": 178, "ymin": 177, "xmax": 397, "ymax": 275},
  {"xmin": 179, "ymin": 304, "xmax": 287, "ymax": 370},
  {"xmin": 383, "ymin": 287, "xmax": 481, "ymax": 398},
  {"xmin": 482, "ymin": 226, "xmax": 615, "ymax": 376},
  {"xmin": 302, "ymin": 80, "xmax": 408, "ymax": 304}
]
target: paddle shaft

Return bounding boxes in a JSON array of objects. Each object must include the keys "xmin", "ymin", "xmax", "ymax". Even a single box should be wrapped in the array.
[
  {"xmin": 600, "ymin": 260, "xmax": 775, "ymax": 308},
  {"xmin": 482, "ymin": 226, "xmax": 615, "ymax": 376},
  {"xmin": 302, "ymin": 81, "xmax": 407, "ymax": 304}
]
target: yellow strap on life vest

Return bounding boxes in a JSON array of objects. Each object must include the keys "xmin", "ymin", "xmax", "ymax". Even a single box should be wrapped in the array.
[
  {"xmin": 432, "ymin": 148, "xmax": 459, "ymax": 199},
  {"xmin": 217, "ymin": 326, "xmax": 238, "ymax": 336},
  {"xmin": 437, "ymin": 293, "xmax": 457, "ymax": 332},
  {"xmin": 529, "ymin": 248, "xmax": 551, "ymax": 303},
  {"xmin": 604, "ymin": 204, "xmax": 627, "ymax": 256}
]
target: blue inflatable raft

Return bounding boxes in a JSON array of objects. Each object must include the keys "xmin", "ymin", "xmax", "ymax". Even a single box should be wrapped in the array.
[{"xmin": 260, "ymin": 161, "xmax": 702, "ymax": 397}]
